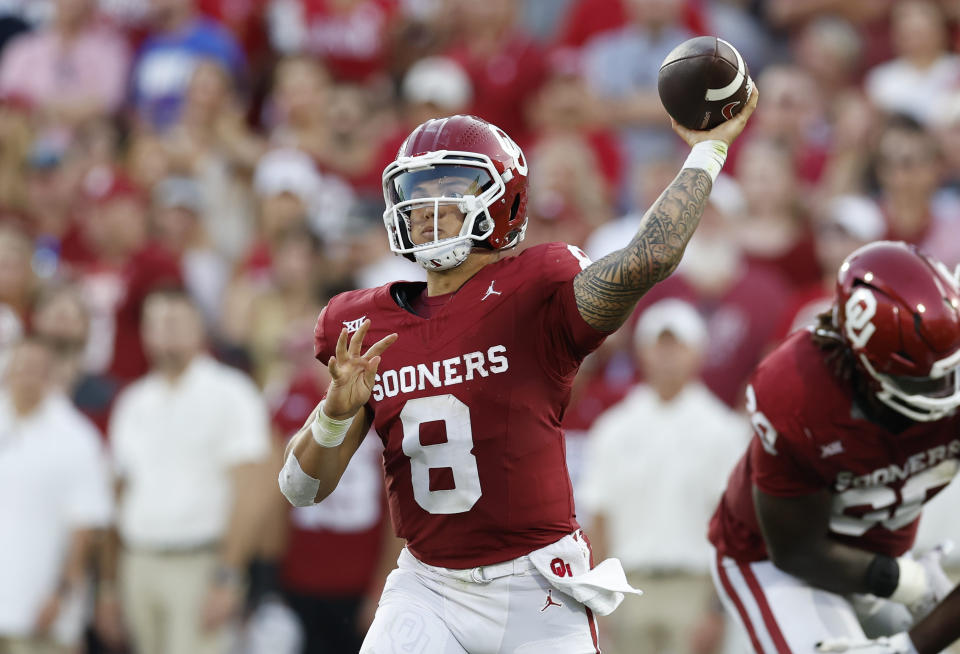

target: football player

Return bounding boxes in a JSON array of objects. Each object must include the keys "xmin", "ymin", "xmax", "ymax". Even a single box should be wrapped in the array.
[
  {"xmin": 707, "ymin": 240, "xmax": 960, "ymax": 654},
  {"xmin": 278, "ymin": 88, "xmax": 758, "ymax": 653}
]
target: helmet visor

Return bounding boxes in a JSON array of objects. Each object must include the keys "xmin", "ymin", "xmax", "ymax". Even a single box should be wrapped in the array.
[
  {"xmin": 387, "ymin": 165, "xmax": 493, "ymax": 207},
  {"xmin": 863, "ymin": 351, "xmax": 960, "ymax": 421},
  {"xmin": 887, "ymin": 371, "xmax": 958, "ymax": 398}
]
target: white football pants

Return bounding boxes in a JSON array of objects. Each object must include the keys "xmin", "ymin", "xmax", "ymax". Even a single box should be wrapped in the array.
[
  {"xmin": 360, "ymin": 547, "xmax": 602, "ymax": 653},
  {"xmin": 711, "ymin": 548, "xmax": 913, "ymax": 654}
]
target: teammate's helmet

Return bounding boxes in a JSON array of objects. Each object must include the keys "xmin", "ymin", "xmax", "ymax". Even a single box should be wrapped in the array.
[
  {"xmin": 382, "ymin": 114, "xmax": 529, "ymax": 271},
  {"xmin": 836, "ymin": 241, "xmax": 960, "ymax": 422}
]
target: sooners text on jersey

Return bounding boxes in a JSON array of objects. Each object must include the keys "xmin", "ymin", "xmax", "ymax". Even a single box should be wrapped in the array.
[
  {"xmin": 314, "ymin": 243, "xmax": 604, "ymax": 568},
  {"xmin": 709, "ymin": 330, "xmax": 960, "ymax": 561}
]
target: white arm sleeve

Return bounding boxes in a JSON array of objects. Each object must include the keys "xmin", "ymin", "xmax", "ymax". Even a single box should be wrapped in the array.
[{"xmin": 278, "ymin": 451, "xmax": 321, "ymax": 507}]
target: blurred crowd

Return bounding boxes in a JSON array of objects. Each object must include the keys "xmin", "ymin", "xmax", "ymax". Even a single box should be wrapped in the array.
[{"xmin": 4, "ymin": 0, "xmax": 960, "ymax": 653}]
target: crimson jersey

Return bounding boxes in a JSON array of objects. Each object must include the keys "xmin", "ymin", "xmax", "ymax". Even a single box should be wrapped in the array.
[
  {"xmin": 314, "ymin": 243, "xmax": 605, "ymax": 568},
  {"xmin": 709, "ymin": 330, "xmax": 960, "ymax": 562}
]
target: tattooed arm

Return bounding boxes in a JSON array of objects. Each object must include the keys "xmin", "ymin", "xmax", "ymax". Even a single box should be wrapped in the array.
[
  {"xmin": 574, "ymin": 168, "xmax": 712, "ymax": 330},
  {"xmin": 574, "ymin": 87, "xmax": 759, "ymax": 332}
]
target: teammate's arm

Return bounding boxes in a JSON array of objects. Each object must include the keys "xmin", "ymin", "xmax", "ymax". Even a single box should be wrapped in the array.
[
  {"xmin": 572, "ymin": 87, "xmax": 759, "ymax": 332},
  {"xmin": 909, "ymin": 584, "xmax": 960, "ymax": 654},
  {"xmin": 754, "ymin": 486, "xmax": 947, "ymax": 615},
  {"xmin": 753, "ymin": 487, "xmax": 877, "ymax": 593},
  {"xmin": 279, "ymin": 320, "xmax": 397, "ymax": 504}
]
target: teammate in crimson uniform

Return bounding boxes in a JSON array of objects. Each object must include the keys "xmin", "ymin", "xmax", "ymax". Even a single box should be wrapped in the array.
[
  {"xmin": 279, "ymin": 90, "xmax": 757, "ymax": 653},
  {"xmin": 708, "ymin": 241, "xmax": 960, "ymax": 654}
]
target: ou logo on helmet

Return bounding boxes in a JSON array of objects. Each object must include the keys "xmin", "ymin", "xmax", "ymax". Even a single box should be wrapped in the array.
[
  {"xmin": 845, "ymin": 287, "xmax": 878, "ymax": 349},
  {"xmin": 488, "ymin": 125, "xmax": 528, "ymax": 176}
]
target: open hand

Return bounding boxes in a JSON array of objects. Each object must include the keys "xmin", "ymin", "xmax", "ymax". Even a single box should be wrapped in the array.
[
  {"xmin": 324, "ymin": 320, "xmax": 398, "ymax": 420},
  {"xmin": 672, "ymin": 85, "xmax": 759, "ymax": 147}
]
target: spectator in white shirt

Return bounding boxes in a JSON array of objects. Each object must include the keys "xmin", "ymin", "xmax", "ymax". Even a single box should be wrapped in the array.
[
  {"xmin": 0, "ymin": 336, "xmax": 113, "ymax": 654},
  {"xmin": 106, "ymin": 288, "xmax": 271, "ymax": 654},
  {"xmin": 580, "ymin": 299, "xmax": 748, "ymax": 654},
  {"xmin": 865, "ymin": 0, "xmax": 960, "ymax": 126}
]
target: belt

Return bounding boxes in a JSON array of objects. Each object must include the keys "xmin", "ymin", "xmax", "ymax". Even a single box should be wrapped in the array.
[{"xmin": 402, "ymin": 548, "xmax": 536, "ymax": 584}]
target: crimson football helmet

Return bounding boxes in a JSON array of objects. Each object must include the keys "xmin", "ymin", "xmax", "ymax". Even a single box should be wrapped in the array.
[
  {"xmin": 835, "ymin": 241, "xmax": 960, "ymax": 422},
  {"xmin": 382, "ymin": 114, "xmax": 529, "ymax": 271}
]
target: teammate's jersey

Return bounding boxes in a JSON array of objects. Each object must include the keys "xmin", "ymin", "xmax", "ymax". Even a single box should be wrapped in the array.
[
  {"xmin": 314, "ymin": 242, "xmax": 605, "ymax": 568},
  {"xmin": 708, "ymin": 330, "xmax": 960, "ymax": 562}
]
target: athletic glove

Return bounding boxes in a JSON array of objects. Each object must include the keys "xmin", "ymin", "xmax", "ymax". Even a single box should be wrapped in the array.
[{"xmin": 892, "ymin": 542, "xmax": 954, "ymax": 623}]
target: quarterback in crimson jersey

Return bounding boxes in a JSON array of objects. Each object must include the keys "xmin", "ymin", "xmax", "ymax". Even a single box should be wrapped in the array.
[
  {"xmin": 708, "ymin": 241, "xmax": 960, "ymax": 654},
  {"xmin": 313, "ymin": 241, "xmax": 602, "ymax": 568},
  {"xmin": 279, "ymin": 94, "xmax": 757, "ymax": 653}
]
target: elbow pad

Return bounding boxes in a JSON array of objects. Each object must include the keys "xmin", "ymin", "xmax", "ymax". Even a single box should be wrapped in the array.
[{"xmin": 278, "ymin": 452, "xmax": 321, "ymax": 507}]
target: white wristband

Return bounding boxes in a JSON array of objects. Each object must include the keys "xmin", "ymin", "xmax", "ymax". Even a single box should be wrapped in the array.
[
  {"xmin": 310, "ymin": 401, "xmax": 354, "ymax": 448},
  {"xmin": 682, "ymin": 140, "xmax": 728, "ymax": 183},
  {"xmin": 890, "ymin": 557, "xmax": 927, "ymax": 606}
]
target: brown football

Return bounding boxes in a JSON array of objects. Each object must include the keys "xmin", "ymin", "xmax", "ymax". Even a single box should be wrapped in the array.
[{"xmin": 657, "ymin": 36, "xmax": 753, "ymax": 131}]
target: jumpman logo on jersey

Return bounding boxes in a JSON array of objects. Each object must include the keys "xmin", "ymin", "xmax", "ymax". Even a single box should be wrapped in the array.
[
  {"xmin": 482, "ymin": 281, "xmax": 502, "ymax": 302},
  {"xmin": 540, "ymin": 590, "xmax": 563, "ymax": 612},
  {"xmin": 342, "ymin": 316, "xmax": 367, "ymax": 333}
]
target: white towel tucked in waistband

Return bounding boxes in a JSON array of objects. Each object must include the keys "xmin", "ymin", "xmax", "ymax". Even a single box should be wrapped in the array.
[{"xmin": 527, "ymin": 531, "xmax": 643, "ymax": 616}]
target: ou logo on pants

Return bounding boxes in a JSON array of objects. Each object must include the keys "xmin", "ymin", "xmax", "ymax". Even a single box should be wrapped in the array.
[{"xmin": 550, "ymin": 557, "xmax": 573, "ymax": 578}]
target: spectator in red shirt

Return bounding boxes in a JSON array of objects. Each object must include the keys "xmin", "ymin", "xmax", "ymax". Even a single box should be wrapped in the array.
[
  {"xmin": 733, "ymin": 137, "xmax": 821, "ymax": 289},
  {"xmin": 266, "ymin": 0, "xmax": 398, "ymax": 82},
  {"xmin": 71, "ymin": 171, "xmax": 182, "ymax": 383},
  {"xmin": 443, "ymin": 0, "xmax": 546, "ymax": 144}
]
